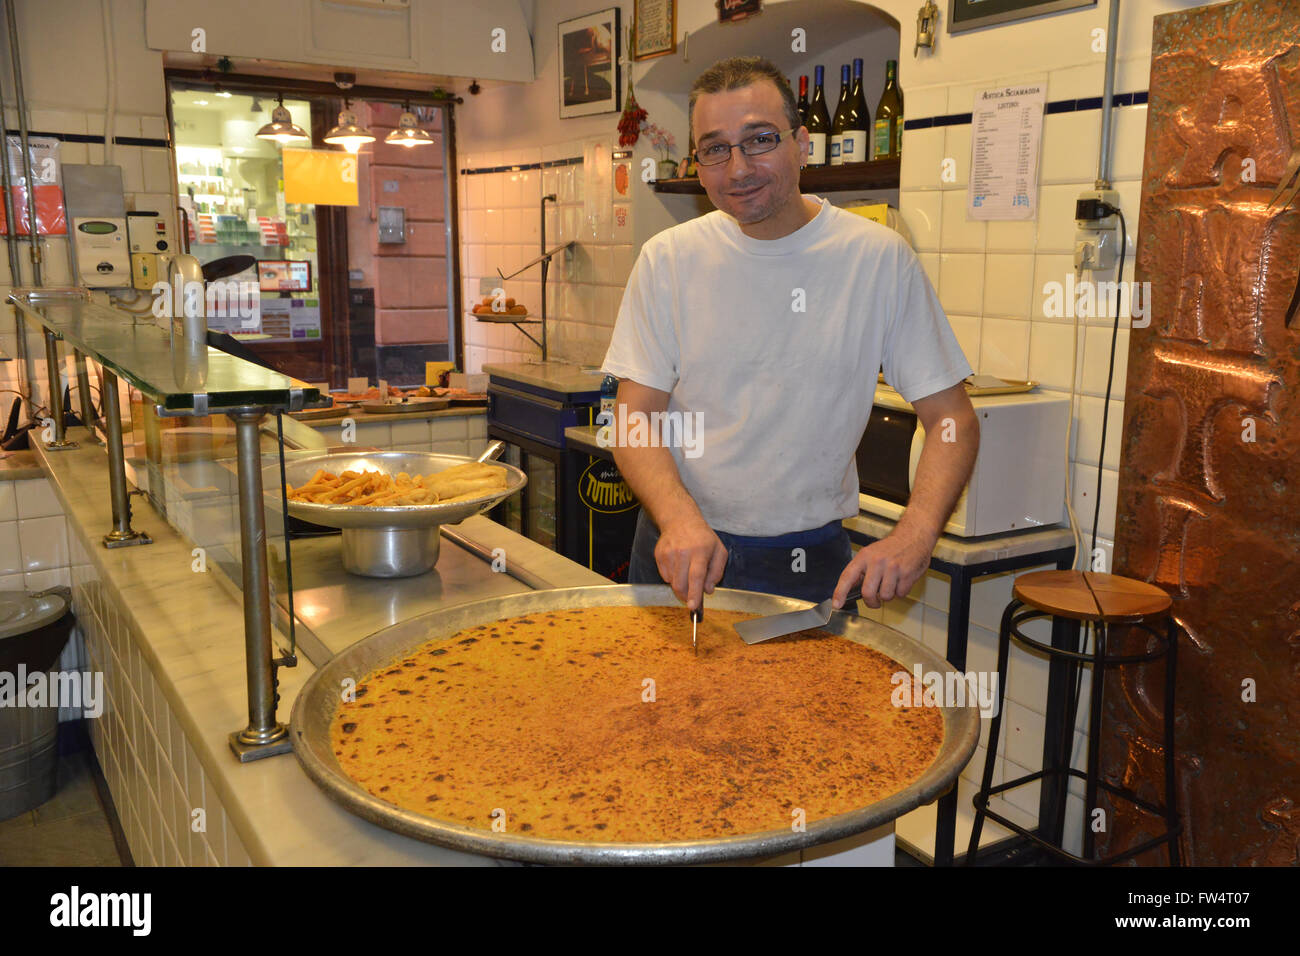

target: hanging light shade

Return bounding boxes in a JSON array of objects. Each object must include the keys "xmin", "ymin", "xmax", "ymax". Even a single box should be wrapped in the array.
[
  {"xmin": 255, "ymin": 96, "xmax": 309, "ymax": 145},
  {"xmin": 384, "ymin": 108, "xmax": 434, "ymax": 148},
  {"xmin": 324, "ymin": 103, "xmax": 375, "ymax": 153}
]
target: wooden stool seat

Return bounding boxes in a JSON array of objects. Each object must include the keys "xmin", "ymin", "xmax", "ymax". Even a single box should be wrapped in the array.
[
  {"xmin": 967, "ymin": 570, "xmax": 1182, "ymax": 865},
  {"xmin": 1012, "ymin": 570, "xmax": 1172, "ymax": 623}
]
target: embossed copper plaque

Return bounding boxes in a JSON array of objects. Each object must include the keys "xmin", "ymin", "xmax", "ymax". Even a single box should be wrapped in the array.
[{"xmin": 1104, "ymin": 0, "xmax": 1300, "ymax": 865}]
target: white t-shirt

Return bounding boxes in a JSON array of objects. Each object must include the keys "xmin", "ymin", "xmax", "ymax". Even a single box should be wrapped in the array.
[{"xmin": 601, "ymin": 195, "xmax": 972, "ymax": 536}]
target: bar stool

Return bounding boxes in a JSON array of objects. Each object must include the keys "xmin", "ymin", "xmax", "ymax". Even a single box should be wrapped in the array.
[{"xmin": 966, "ymin": 570, "xmax": 1181, "ymax": 865}]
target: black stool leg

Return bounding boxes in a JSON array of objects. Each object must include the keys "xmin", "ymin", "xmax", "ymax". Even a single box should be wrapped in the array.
[
  {"xmin": 1047, "ymin": 618, "xmax": 1083, "ymax": 848},
  {"xmin": 1082, "ymin": 621, "xmax": 1108, "ymax": 861},
  {"xmin": 966, "ymin": 599, "xmax": 1016, "ymax": 863},
  {"xmin": 1164, "ymin": 617, "xmax": 1180, "ymax": 866}
]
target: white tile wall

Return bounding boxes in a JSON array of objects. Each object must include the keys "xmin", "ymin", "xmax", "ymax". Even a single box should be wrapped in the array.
[
  {"xmin": 457, "ymin": 137, "xmax": 636, "ymax": 372},
  {"xmin": 892, "ymin": 61, "xmax": 1150, "ymax": 851},
  {"xmin": 69, "ymin": 528, "xmax": 251, "ymax": 866}
]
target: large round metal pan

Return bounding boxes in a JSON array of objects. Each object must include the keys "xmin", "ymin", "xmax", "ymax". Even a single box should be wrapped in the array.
[
  {"xmin": 270, "ymin": 451, "xmax": 526, "ymax": 530},
  {"xmin": 290, "ymin": 584, "xmax": 981, "ymax": 865}
]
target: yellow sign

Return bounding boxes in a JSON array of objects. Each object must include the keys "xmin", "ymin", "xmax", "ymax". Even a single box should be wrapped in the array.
[
  {"xmin": 425, "ymin": 361, "xmax": 455, "ymax": 385},
  {"xmin": 845, "ymin": 202, "xmax": 889, "ymax": 225},
  {"xmin": 282, "ymin": 149, "xmax": 359, "ymax": 206},
  {"xmin": 578, "ymin": 460, "xmax": 638, "ymax": 514}
]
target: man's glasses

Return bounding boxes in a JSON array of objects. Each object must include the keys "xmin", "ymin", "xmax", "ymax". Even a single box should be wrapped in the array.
[{"xmin": 694, "ymin": 128, "xmax": 796, "ymax": 166}]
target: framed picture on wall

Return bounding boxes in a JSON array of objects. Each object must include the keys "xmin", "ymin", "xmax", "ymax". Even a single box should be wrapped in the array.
[
  {"xmin": 718, "ymin": 0, "xmax": 762, "ymax": 24},
  {"xmin": 559, "ymin": 8, "xmax": 621, "ymax": 119},
  {"xmin": 633, "ymin": 0, "xmax": 676, "ymax": 60},
  {"xmin": 948, "ymin": 0, "xmax": 1096, "ymax": 34}
]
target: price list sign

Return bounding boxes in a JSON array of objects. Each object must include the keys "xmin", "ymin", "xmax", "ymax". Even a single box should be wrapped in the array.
[{"xmin": 967, "ymin": 83, "xmax": 1046, "ymax": 221}]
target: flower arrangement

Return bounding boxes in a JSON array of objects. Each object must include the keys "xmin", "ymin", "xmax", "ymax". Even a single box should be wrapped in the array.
[{"xmin": 641, "ymin": 122, "xmax": 676, "ymax": 162}]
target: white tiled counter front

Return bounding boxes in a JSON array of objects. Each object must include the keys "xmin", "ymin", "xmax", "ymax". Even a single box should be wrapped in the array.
[
  {"xmin": 300, "ymin": 408, "xmax": 488, "ymax": 454},
  {"xmin": 36, "ymin": 424, "xmax": 607, "ymax": 866}
]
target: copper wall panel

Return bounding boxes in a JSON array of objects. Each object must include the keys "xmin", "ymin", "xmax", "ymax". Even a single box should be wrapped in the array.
[{"xmin": 1104, "ymin": 0, "xmax": 1300, "ymax": 865}]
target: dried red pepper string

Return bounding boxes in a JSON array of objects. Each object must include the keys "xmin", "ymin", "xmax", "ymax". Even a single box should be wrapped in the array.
[{"xmin": 618, "ymin": 77, "xmax": 648, "ymax": 147}]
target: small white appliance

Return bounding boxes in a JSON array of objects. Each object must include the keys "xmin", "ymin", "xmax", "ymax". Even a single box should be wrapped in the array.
[
  {"xmin": 61, "ymin": 164, "xmax": 130, "ymax": 289},
  {"xmin": 857, "ymin": 385, "xmax": 1071, "ymax": 537}
]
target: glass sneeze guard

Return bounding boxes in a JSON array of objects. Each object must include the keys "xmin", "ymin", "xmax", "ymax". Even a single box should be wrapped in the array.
[
  {"xmin": 9, "ymin": 292, "xmax": 322, "ymax": 413},
  {"xmin": 9, "ymin": 289, "xmax": 326, "ymax": 762}
]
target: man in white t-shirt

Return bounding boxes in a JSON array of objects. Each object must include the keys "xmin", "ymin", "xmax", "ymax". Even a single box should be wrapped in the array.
[{"xmin": 602, "ymin": 56, "xmax": 978, "ymax": 615}]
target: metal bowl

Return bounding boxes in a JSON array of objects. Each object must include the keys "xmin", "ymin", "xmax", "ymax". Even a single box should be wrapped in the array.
[
  {"xmin": 290, "ymin": 584, "xmax": 981, "ymax": 865},
  {"xmin": 268, "ymin": 451, "xmax": 526, "ymax": 577}
]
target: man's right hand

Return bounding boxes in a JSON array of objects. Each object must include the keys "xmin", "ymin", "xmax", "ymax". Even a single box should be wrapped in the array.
[{"xmin": 653, "ymin": 514, "xmax": 728, "ymax": 612}]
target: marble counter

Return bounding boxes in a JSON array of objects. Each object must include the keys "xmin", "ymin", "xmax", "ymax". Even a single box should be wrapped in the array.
[
  {"xmin": 843, "ymin": 513, "xmax": 1075, "ymax": 566},
  {"xmin": 0, "ymin": 448, "xmax": 42, "ymax": 480},
  {"xmin": 34, "ymin": 427, "xmax": 608, "ymax": 866},
  {"xmin": 482, "ymin": 361, "xmax": 606, "ymax": 395}
]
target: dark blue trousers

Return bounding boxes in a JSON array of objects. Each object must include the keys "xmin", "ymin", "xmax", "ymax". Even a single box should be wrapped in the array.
[{"xmin": 627, "ymin": 508, "xmax": 853, "ymax": 603}]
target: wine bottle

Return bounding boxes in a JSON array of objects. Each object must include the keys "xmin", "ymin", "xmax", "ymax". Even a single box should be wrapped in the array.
[
  {"xmin": 796, "ymin": 75, "xmax": 809, "ymax": 128},
  {"xmin": 830, "ymin": 65, "xmax": 850, "ymax": 166},
  {"xmin": 840, "ymin": 58, "xmax": 870, "ymax": 164},
  {"xmin": 806, "ymin": 65, "xmax": 831, "ymax": 167},
  {"xmin": 874, "ymin": 59, "xmax": 904, "ymax": 160}
]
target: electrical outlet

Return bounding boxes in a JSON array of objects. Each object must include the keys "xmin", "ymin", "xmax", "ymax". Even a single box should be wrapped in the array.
[{"xmin": 1074, "ymin": 188, "xmax": 1121, "ymax": 272}]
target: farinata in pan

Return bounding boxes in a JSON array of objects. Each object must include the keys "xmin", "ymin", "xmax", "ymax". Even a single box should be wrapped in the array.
[{"xmin": 331, "ymin": 605, "xmax": 943, "ymax": 843}]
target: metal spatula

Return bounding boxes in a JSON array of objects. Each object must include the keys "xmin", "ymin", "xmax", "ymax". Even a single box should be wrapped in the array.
[{"xmin": 733, "ymin": 588, "xmax": 862, "ymax": 645}]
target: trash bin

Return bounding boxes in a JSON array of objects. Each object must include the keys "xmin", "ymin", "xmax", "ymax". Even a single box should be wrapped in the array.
[{"xmin": 0, "ymin": 589, "xmax": 74, "ymax": 822}]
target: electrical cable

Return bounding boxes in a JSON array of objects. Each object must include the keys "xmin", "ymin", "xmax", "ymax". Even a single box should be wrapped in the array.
[
  {"xmin": 1067, "ymin": 202, "xmax": 1129, "ymax": 781},
  {"xmin": 1088, "ymin": 206, "xmax": 1127, "ymax": 566},
  {"xmin": 1063, "ymin": 268, "xmax": 1084, "ymax": 572}
]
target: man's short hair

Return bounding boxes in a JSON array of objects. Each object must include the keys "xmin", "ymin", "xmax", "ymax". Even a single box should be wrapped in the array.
[{"xmin": 689, "ymin": 56, "xmax": 801, "ymax": 139}]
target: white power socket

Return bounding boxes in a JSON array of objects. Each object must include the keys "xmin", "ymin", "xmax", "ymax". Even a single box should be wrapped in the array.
[{"xmin": 1073, "ymin": 188, "xmax": 1121, "ymax": 272}]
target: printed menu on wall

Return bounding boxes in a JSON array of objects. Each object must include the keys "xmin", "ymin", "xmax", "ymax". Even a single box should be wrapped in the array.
[{"xmin": 967, "ymin": 83, "xmax": 1046, "ymax": 221}]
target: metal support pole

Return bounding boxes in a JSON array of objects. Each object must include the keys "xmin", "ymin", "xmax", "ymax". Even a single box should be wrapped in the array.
[
  {"xmin": 540, "ymin": 194, "xmax": 555, "ymax": 361},
  {"xmin": 41, "ymin": 329, "xmax": 76, "ymax": 450},
  {"xmin": 73, "ymin": 349, "xmax": 99, "ymax": 442},
  {"xmin": 99, "ymin": 368, "xmax": 150, "ymax": 548},
  {"xmin": 1096, "ymin": 0, "xmax": 1121, "ymax": 189},
  {"xmin": 6, "ymin": 0, "xmax": 43, "ymax": 287},
  {"xmin": 228, "ymin": 407, "xmax": 291, "ymax": 761}
]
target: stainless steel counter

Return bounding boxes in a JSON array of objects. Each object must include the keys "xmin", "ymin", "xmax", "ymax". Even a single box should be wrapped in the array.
[{"xmin": 280, "ymin": 514, "xmax": 608, "ymax": 664}]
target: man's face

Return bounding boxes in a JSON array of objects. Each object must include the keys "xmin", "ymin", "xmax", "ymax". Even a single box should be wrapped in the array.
[{"xmin": 691, "ymin": 81, "xmax": 808, "ymax": 231}]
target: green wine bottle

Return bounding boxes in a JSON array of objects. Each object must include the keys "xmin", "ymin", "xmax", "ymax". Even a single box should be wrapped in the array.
[{"xmin": 873, "ymin": 60, "xmax": 904, "ymax": 160}]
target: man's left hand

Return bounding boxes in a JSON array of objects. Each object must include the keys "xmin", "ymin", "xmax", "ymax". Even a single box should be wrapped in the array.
[{"xmin": 832, "ymin": 524, "xmax": 937, "ymax": 609}]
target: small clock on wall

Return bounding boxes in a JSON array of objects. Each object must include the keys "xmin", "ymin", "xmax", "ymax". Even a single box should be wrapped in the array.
[{"xmin": 949, "ymin": 0, "xmax": 1097, "ymax": 34}]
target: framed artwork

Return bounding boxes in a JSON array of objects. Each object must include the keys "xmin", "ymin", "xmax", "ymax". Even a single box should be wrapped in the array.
[
  {"xmin": 559, "ymin": 8, "xmax": 621, "ymax": 119},
  {"xmin": 633, "ymin": 0, "xmax": 676, "ymax": 60},
  {"xmin": 718, "ymin": 0, "xmax": 762, "ymax": 24},
  {"xmin": 948, "ymin": 0, "xmax": 1096, "ymax": 34}
]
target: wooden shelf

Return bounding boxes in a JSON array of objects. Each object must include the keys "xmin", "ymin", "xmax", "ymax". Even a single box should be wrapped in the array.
[{"xmin": 652, "ymin": 157, "xmax": 900, "ymax": 195}]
